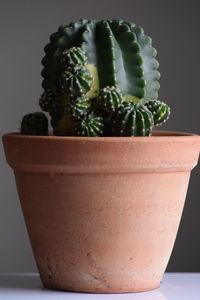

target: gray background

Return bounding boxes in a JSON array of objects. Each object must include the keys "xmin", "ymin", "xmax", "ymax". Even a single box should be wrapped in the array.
[{"xmin": 0, "ymin": 0, "xmax": 199, "ymax": 273}]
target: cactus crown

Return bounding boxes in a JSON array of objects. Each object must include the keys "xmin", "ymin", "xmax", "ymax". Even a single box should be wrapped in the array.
[{"xmin": 21, "ymin": 19, "xmax": 170, "ymax": 136}]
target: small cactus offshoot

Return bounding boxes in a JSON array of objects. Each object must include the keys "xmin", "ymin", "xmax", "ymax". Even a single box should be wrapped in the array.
[
  {"xmin": 112, "ymin": 102, "xmax": 154, "ymax": 136},
  {"xmin": 20, "ymin": 19, "xmax": 171, "ymax": 137},
  {"xmin": 61, "ymin": 66, "xmax": 93, "ymax": 96},
  {"xmin": 39, "ymin": 90, "xmax": 62, "ymax": 113},
  {"xmin": 97, "ymin": 86, "xmax": 123, "ymax": 113},
  {"xmin": 145, "ymin": 100, "xmax": 171, "ymax": 126},
  {"xmin": 61, "ymin": 47, "xmax": 87, "ymax": 67},
  {"xmin": 75, "ymin": 113, "xmax": 104, "ymax": 137},
  {"xmin": 66, "ymin": 96, "xmax": 91, "ymax": 118},
  {"xmin": 21, "ymin": 112, "xmax": 48, "ymax": 135}
]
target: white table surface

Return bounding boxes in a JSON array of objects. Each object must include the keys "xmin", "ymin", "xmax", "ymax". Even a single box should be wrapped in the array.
[{"xmin": 0, "ymin": 273, "xmax": 199, "ymax": 299}]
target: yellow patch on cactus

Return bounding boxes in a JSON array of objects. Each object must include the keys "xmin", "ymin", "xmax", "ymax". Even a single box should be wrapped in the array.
[
  {"xmin": 122, "ymin": 94, "xmax": 141, "ymax": 104},
  {"xmin": 53, "ymin": 112, "xmax": 75, "ymax": 136},
  {"xmin": 85, "ymin": 64, "xmax": 100, "ymax": 99}
]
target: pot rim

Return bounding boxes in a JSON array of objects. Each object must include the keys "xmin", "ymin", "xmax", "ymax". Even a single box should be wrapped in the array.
[
  {"xmin": 2, "ymin": 130, "xmax": 200, "ymax": 143},
  {"xmin": 3, "ymin": 130, "xmax": 200, "ymax": 173}
]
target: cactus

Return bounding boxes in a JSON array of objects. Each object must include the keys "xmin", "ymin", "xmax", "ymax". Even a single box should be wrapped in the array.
[
  {"xmin": 145, "ymin": 100, "xmax": 170, "ymax": 126},
  {"xmin": 112, "ymin": 102, "xmax": 154, "ymax": 136},
  {"xmin": 97, "ymin": 86, "xmax": 123, "ymax": 113},
  {"xmin": 66, "ymin": 96, "xmax": 91, "ymax": 118},
  {"xmin": 61, "ymin": 47, "xmax": 87, "ymax": 67},
  {"xmin": 75, "ymin": 113, "xmax": 103, "ymax": 136},
  {"xmin": 21, "ymin": 112, "xmax": 48, "ymax": 135},
  {"xmin": 41, "ymin": 19, "xmax": 160, "ymax": 101},
  {"xmin": 39, "ymin": 90, "xmax": 62, "ymax": 113},
  {"xmin": 20, "ymin": 19, "xmax": 171, "ymax": 137},
  {"xmin": 60, "ymin": 65, "xmax": 93, "ymax": 96}
]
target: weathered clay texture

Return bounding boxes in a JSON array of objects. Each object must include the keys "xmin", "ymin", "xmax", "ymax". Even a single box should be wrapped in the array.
[{"xmin": 2, "ymin": 131, "xmax": 200, "ymax": 293}]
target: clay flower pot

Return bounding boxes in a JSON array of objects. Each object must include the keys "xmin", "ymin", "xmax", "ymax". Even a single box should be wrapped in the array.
[{"xmin": 2, "ymin": 131, "xmax": 200, "ymax": 293}]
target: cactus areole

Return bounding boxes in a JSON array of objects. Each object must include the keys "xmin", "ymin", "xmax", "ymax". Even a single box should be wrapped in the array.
[{"xmin": 21, "ymin": 19, "xmax": 171, "ymax": 136}]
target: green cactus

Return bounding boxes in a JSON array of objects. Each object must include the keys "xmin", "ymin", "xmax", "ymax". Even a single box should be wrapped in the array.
[
  {"xmin": 97, "ymin": 86, "xmax": 123, "ymax": 113},
  {"xmin": 66, "ymin": 96, "xmax": 91, "ymax": 118},
  {"xmin": 145, "ymin": 100, "xmax": 171, "ymax": 126},
  {"xmin": 75, "ymin": 113, "xmax": 103, "ymax": 136},
  {"xmin": 61, "ymin": 47, "xmax": 87, "ymax": 67},
  {"xmin": 39, "ymin": 19, "xmax": 162, "ymax": 136},
  {"xmin": 60, "ymin": 65, "xmax": 93, "ymax": 97},
  {"xmin": 41, "ymin": 19, "xmax": 160, "ymax": 102},
  {"xmin": 20, "ymin": 19, "xmax": 171, "ymax": 137},
  {"xmin": 39, "ymin": 90, "xmax": 62, "ymax": 113},
  {"xmin": 112, "ymin": 102, "xmax": 154, "ymax": 136},
  {"xmin": 21, "ymin": 112, "xmax": 48, "ymax": 135}
]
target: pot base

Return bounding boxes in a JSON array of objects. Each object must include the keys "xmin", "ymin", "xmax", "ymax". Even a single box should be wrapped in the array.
[{"xmin": 42, "ymin": 279, "xmax": 161, "ymax": 294}]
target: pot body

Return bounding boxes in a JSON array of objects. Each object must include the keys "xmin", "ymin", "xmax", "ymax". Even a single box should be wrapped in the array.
[{"xmin": 2, "ymin": 132, "xmax": 200, "ymax": 293}]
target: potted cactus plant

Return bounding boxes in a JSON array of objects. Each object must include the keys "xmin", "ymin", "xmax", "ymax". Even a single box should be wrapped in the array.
[{"xmin": 2, "ymin": 19, "xmax": 200, "ymax": 293}]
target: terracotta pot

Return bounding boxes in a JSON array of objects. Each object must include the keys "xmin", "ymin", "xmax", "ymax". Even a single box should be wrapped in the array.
[{"xmin": 2, "ymin": 131, "xmax": 200, "ymax": 293}]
